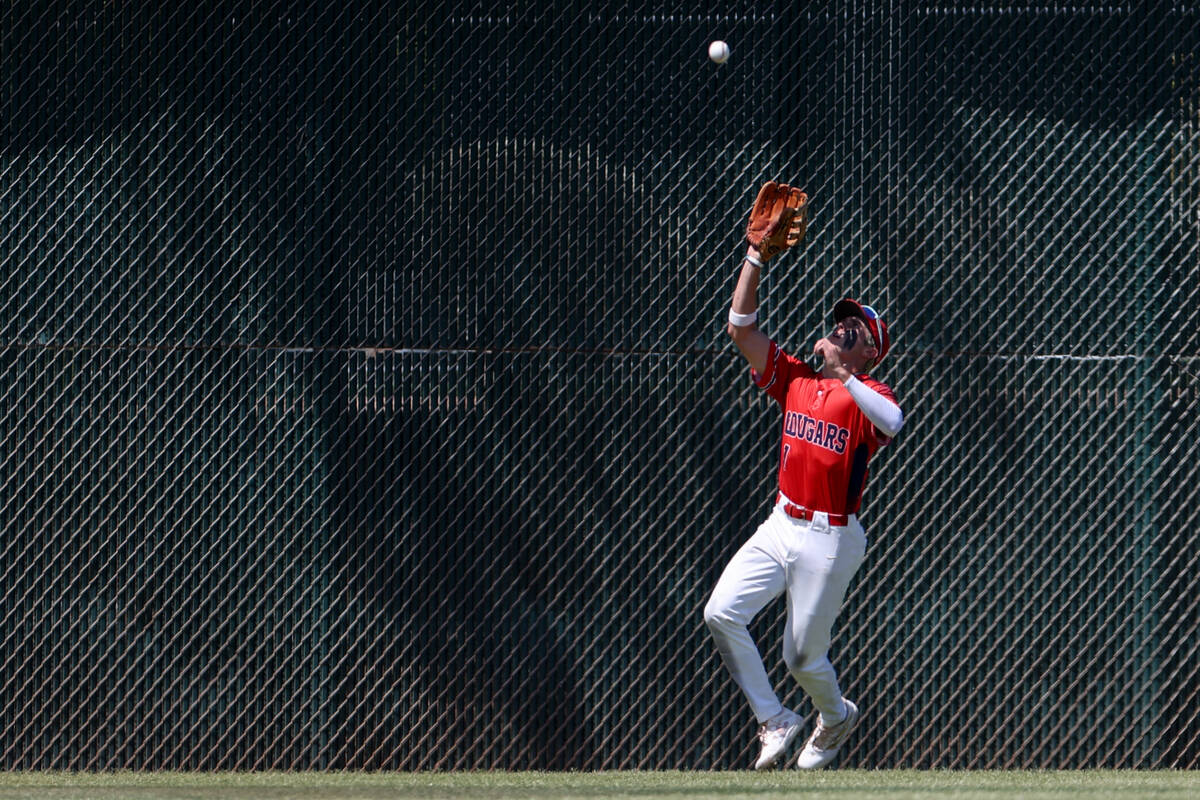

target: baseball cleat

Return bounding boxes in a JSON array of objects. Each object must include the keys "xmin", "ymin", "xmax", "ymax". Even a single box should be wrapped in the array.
[
  {"xmin": 796, "ymin": 698, "xmax": 859, "ymax": 770},
  {"xmin": 753, "ymin": 709, "xmax": 803, "ymax": 770}
]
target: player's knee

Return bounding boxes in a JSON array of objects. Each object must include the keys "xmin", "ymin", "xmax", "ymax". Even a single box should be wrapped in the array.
[
  {"xmin": 784, "ymin": 644, "xmax": 824, "ymax": 676},
  {"xmin": 788, "ymin": 651, "xmax": 832, "ymax": 679},
  {"xmin": 703, "ymin": 597, "xmax": 740, "ymax": 633},
  {"xmin": 783, "ymin": 646, "xmax": 806, "ymax": 674}
]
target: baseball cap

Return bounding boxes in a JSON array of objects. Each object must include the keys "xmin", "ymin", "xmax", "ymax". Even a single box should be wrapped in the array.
[{"xmin": 833, "ymin": 298, "xmax": 890, "ymax": 367}]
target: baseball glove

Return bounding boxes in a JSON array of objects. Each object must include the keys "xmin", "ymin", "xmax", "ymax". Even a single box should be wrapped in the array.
[{"xmin": 745, "ymin": 181, "xmax": 808, "ymax": 261}]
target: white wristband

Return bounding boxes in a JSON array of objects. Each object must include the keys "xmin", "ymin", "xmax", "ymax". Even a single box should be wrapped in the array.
[
  {"xmin": 744, "ymin": 253, "xmax": 763, "ymax": 268},
  {"xmin": 728, "ymin": 308, "xmax": 758, "ymax": 327}
]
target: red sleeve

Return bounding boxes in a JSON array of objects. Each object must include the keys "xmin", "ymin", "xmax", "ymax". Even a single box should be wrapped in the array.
[{"xmin": 749, "ymin": 341, "xmax": 816, "ymax": 405}]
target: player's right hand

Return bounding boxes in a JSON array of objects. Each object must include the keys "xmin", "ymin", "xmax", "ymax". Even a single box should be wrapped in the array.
[{"xmin": 813, "ymin": 338, "xmax": 851, "ymax": 381}]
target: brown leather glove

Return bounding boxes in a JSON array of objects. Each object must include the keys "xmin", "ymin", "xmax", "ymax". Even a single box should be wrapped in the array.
[{"xmin": 745, "ymin": 181, "xmax": 808, "ymax": 261}]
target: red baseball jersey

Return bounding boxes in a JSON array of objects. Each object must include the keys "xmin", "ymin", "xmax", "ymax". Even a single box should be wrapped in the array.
[{"xmin": 751, "ymin": 340, "xmax": 898, "ymax": 516}]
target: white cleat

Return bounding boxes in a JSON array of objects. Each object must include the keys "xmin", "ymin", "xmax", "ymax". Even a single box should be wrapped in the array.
[
  {"xmin": 796, "ymin": 699, "xmax": 860, "ymax": 770},
  {"xmin": 754, "ymin": 709, "xmax": 803, "ymax": 770}
]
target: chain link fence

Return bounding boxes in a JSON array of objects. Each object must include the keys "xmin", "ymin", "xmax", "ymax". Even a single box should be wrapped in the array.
[{"xmin": 0, "ymin": 0, "xmax": 1197, "ymax": 770}]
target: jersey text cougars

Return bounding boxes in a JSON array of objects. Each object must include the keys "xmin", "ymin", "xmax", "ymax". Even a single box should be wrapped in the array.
[{"xmin": 783, "ymin": 411, "xmax": 849, "ymax": 453}]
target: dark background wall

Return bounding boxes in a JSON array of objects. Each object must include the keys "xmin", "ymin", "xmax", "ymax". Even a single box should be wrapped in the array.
[{"xmin": 0, "ymin": 1, "xmax": 1196, "ymax": 769}]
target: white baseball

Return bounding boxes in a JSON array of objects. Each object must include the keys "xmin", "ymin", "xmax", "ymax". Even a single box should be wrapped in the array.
[{"xmin": 708, "ymin": 40, "xmax": 730, "ymax": 64}]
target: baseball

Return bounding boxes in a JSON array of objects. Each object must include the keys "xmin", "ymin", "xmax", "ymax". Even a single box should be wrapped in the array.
[{"xmin": 708, "ymin": 40, "xmax": 730, "ymax": 64}]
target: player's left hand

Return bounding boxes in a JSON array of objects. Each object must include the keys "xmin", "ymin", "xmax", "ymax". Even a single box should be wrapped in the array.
[{"xmin": 745, "ymin": 181, "xmax": 808, "ymax": 261}]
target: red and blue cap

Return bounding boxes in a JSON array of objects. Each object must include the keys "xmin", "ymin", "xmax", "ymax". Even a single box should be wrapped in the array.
[{"xmin": 833, "ymin": 298, "xmax": 890, "ymax": 368}]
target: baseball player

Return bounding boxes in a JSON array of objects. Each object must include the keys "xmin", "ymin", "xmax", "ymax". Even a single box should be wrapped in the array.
[{"xmin": 704, "ymin": 183, "xmax": 904, "ymax": 770}]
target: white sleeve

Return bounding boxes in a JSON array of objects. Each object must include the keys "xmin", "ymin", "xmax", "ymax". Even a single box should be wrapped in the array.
[{"xmin": 844, "ymin": 375, "xmax": 904, "ymax": 438}]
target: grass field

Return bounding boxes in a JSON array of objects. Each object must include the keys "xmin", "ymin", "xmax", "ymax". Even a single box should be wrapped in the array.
[{"xmin": 0, "ymin": 770, "xmax": 1195, "ymax": 800}]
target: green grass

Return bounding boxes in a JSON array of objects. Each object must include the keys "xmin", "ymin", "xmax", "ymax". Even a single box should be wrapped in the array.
[{"xmin": 0, "ymin": 770, "xmax": 1195, "ymax": 800}]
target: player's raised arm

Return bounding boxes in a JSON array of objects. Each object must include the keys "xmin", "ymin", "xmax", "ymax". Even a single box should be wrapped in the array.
[
  {"xmin": 725, "ymin": 182, "xmax": 809, "ymax": 375},
  {"xmin": 726, "ymin": 245, "xmax": 771, "ymax": 373}
]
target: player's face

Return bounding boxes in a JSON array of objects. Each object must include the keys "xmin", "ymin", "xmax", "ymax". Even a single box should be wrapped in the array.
[{"xmin": 830, "ymin": 316, "xmax": 876, "ymax": 362}]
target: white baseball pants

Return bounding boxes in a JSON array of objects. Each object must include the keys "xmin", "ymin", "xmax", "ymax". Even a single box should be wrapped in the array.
[{"xmin": 704, "ymin": 503, "xmax": 867, "ymax": 723}]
